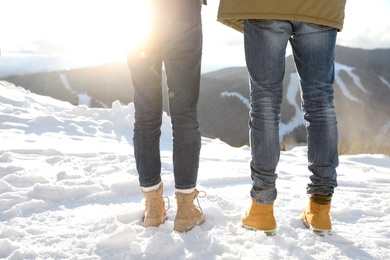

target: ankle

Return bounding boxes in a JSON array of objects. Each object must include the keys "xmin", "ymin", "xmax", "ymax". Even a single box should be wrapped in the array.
[
  {"xmin": 175, "ymin": 187, "xmax": 195, "ymax": 194},
  {"xmin": 309, "ymin": 194, "xmax": 332, "ymax": 205},
  {"xmin": 142, "ymin": 182, "xmax": 162, "ymax": 193}
]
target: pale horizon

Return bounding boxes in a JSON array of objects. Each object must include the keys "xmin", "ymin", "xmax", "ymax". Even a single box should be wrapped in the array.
[{"xmin": 1, "ymin": 0, "xmax": 389, "ymax": 72}]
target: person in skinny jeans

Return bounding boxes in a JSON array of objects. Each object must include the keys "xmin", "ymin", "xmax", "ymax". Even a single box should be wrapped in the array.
[{"xmin": 127, "ymin": 0, "xmax": 207, "ymax": 232}]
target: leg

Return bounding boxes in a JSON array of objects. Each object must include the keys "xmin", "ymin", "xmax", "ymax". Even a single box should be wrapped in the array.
[
  {"xmin": 127, "ymin": 7, "xmax": 168, "ymax": 227},
  {"xmin": 162, "ymin": 0, "xmax": 203, "ymax": 190},
  {"xmin": 291, "ymin": 21, "xmax": 338, "ymax": 234},
  {"xmin": 127, "ymin": 30, "xmax": 163, "ymax": 188},
  {"xmin": 160, "ymin": 0, "xmax": 204, "ymax": 232},
  {"xmin": 244, "ymin": 19, "xmax": 291, "ymax": 204},
  {"xmin": 290, "ymin": 22, "xmax": 339, "ymax": 196}
]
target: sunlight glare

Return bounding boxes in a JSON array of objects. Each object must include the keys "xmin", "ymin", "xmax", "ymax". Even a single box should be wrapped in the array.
[
  {"xmin": 0, "ymin": 0, "xmax": 153, "ymax": 63},
  {"xmin": 73, "ymin": 0, "xmax": 153, "ymax": 62}
]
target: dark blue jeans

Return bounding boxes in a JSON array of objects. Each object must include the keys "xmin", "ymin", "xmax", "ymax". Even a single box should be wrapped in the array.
[
  {"xmin": 128, "ymin": 0, "xmax": 202, "ymax": 190},
  {"xmin": 244, "ymin": 20, "xmax": 339, "ymax": 204}
]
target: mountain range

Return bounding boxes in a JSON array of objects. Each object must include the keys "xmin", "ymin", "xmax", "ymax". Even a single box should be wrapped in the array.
[{"xmin": 1, "ymin": 45, "xmax": 389, "ymax": 155}]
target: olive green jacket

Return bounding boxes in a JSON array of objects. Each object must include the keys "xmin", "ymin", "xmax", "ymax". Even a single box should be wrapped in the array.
[{"xmin": 217, "ymin": 0, "xmax": 346, "ymax": 32}]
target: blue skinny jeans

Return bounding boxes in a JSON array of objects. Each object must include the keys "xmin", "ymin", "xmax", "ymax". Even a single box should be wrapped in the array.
[
  {"xmin": 244, "ymin": 19, "xmax": 339, "ymax": 204},
  {"xmin": 127, "ymin": 0, "xmax": 202, "ymax": 190}
]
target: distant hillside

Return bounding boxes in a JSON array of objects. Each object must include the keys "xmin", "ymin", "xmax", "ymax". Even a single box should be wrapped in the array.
[
  {"xmin": 2, "ymin": 62, "xmax": 133, "ymax": 108},
  {"xmin": 1, "ymin": 46, "xmax": 389, "ymax": 155}
]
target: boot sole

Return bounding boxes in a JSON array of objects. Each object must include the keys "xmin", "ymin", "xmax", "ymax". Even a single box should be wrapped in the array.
[
  {"xmin": 301, "ymin": 219, "xmax": 332, "ymax": 236},
  {"xmin": 242, "ymin": 224, "xmax": 277, "ymax": 236},
  {"xmin": 174, "ymin": 218, "xmax": 205, "ymax": 232},
  {"xmin": 143, "ymin": 215, "xmax": 168, "ymax": 227}
]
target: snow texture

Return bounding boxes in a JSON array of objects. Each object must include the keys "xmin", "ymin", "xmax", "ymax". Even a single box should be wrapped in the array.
[{"xmin": 0, "ymin": 81, "xmax": 389, "ymax": 259}]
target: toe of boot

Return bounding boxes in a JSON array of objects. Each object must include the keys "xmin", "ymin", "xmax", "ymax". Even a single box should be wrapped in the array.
[{"xmin": 241, "ymin": 201, "xmax": 277, "ymax": 234}]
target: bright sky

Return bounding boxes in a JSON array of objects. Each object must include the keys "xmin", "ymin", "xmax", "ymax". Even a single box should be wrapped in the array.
[
  {"xmin": 0, "ymin": 0, "xmax": 151, "ymax": 63},
  {"xmin": 0, "ymin": 0, "xmax": 389, "ymax": 72}
]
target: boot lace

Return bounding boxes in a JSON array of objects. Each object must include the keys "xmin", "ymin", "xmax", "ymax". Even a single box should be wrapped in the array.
[
  {"xmin": 163, "ymin": 196, "xmax": 170, "ymax": 211},
  {"xmin": 194, "ymin": 190, "xmax": 206, "ymax": 213}
]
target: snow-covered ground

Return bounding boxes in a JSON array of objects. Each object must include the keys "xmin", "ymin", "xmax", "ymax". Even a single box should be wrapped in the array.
[{"xmin": 0, "ymin": 81, "xmax": 389, "ymax": 259}]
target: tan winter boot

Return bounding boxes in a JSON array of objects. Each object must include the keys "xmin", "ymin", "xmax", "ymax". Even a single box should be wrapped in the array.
[
  {"xmin": 300, "ymin": 194, "xmax": 332, "ymax": 236},
  {"xmin": 174, "ymin": 189, "xmax": 205, "ymax": 232},
  {"xmin": 142, "ymin": 183, "xmax": 169, "ymax": 227},
  {"xmin": 242, "ymin": 200, "xmax": 277, "ymax": 236}
]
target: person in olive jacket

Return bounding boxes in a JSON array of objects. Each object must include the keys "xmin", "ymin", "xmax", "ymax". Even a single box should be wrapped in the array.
[{"xmin": 218, "ymin": 0, "xmax": 347, "ymax": 236}]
